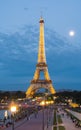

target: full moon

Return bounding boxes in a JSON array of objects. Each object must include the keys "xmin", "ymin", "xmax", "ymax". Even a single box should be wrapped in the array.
[{"xmin": 69, "ymin": 30, "xmax": 75, "ymax": 36}]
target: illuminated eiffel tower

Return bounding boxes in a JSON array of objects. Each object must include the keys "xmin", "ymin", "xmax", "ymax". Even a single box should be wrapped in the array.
[{"xmin": 26, "ymin": 17, "xmax": 56, "ymax": 98}]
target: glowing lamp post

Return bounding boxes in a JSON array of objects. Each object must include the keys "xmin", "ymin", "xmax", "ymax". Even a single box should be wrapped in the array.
[
  {"xmin": 46, "ymin": 101, "xmax": 49, "ymax": 128},
  {"xmin": 41, "ymin": 101, "xmax": 45, "ymax": 130},
  {"xmin": 11, "ymin": 106, "xmax": 16, "ymax": 113},
  {"xmin": 10, "ymin": 106, "xmax": 16, "ymax": 130}
]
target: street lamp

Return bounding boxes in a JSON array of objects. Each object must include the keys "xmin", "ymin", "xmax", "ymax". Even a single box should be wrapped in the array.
[
  {"xmin": 10, "ymin": 105, "xmax": 16, "ymax": 130},
  {"xmin": 41, "ymin": 101, "xmax": 45, "ymax": 130},
  {"xmin": 46, "ymin": 101, "xmax": 49, "ymax": 128}
]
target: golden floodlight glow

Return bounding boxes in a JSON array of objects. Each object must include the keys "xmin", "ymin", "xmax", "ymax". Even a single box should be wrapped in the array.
[
  {"xmin": 50, "ymin": 101, "xmax": 54, "ymax": 104},
  {"xmin": 40, "ymin": 101, "xmax": 45, "ymax": 106},
  {"xmin": 69, "ymin": 103, "xmax": 79, "ymax": 108},
  {"xmin": 11, "ymin": 106, "xmax": 16, "ymax": 113},
  {"xmin": 46, "ymin": 101, "xmax": 49, "ymax": 105}
]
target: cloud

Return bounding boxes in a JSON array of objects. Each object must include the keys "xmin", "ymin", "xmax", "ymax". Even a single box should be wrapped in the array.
[
  {"xmin": 0, "ymin": 25, "xmax": 81, "ymax": 90},
  {"xmin": 1, "ymin": 25, "xmax": 80, "ymax": 60}
]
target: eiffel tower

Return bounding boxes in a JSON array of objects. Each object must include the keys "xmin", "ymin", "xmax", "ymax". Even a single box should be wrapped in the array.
[{"xmin": 26, "ymin": 17, "xmax": 56, "ymax": 98}]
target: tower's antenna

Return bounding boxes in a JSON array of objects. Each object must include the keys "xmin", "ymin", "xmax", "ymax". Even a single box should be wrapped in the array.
[{"xmin": 40, "ymin": 11, "xmax": 43, "ymax": 18}]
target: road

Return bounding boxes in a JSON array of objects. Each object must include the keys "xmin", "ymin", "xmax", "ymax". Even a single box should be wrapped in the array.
[{"xmin": 5, "ymin": 109, "xmax": 53, "ymax": 130}]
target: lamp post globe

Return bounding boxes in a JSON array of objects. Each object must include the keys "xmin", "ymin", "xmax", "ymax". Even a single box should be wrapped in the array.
[{"xmin": 10, "ymin": 105, "xmax": 17, "ymax": 130}]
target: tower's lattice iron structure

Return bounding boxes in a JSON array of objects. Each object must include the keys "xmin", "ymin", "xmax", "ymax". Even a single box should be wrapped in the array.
[{"xmin": 26, "ymin": 17, "xmax": 56, "ymax": 97}]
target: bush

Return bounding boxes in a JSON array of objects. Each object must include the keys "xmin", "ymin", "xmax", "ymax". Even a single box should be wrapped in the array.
[
  {"xmin": 53, "ymin": 110, "xmax": 57, "ymax": 125},
  {"xmin": 53, "ymin": 126, "xmax": 57, "ymax": 130},
  {"xmin": 59, "ymin": 126, "xmax": 65, "ymax": 130},
  {"xmin": 58, "ymin": 115, "xmax": 63, "ymax": 124}
]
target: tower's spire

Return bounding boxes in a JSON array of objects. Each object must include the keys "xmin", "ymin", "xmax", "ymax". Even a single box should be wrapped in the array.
[{"xmin": 38, "ymin": 17, "xmax": 46, "ymax": 63}]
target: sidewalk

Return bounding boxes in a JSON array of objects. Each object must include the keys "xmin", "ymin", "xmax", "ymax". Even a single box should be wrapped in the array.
[
  {"xmin": 5, "ymin": 109, "xmax": 54, "ymax": 130},
  {"xmin": 60, "ymin": 110, "xmax": 81, "ymax": 130},
  {"xmin": 66, "ymin": 109, "xmax": 81, "ymax": 121}
]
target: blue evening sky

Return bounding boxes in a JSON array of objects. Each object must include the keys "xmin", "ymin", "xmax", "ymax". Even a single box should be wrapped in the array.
[
  {"xmin": 0, "ymin": 0, "xmax": 81, "ymax": 91},
  {"xmin": 0, "ymin": 0, "xmax": 81, "ymax": 38}
]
